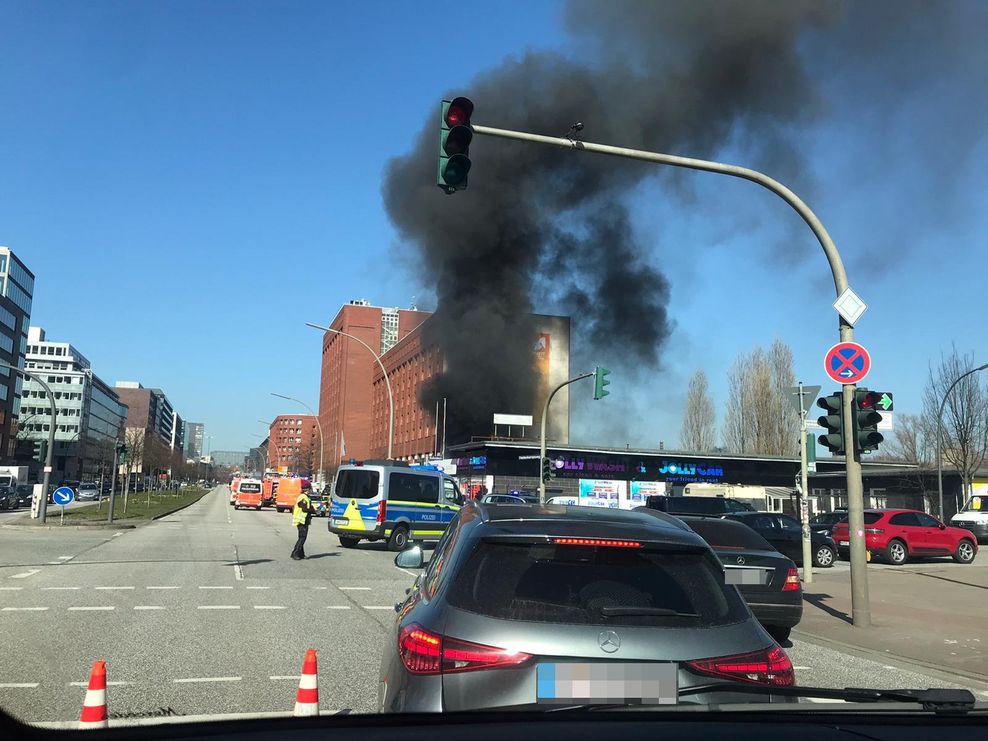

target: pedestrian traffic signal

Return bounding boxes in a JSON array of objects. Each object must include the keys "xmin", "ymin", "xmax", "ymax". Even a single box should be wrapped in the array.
[
  {"xmin": 816, "ymin": 393, "xmax": 845, "ymax": 455},
  {"xmin": 541, "ymin": 457, "xmax": 556, "ymax": 483},
  {"xmin": 854, "ymin": 388, "xmax": 885, "ymax": 454},
  {"xmin": 437, "ymin": 97, "xmax": 474, "ymax": 194},
  {"xmin": 593, "ymin": 367, "xmax": 611, "ymax": 400}
]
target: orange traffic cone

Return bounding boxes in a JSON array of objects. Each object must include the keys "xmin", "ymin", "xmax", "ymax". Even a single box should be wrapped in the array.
[
  {"xmin": 79, "ymin": 660, "xmax": 109, "ymax": 729},
  {"xmin": 293, "ymin": 649, "xmax": 319, "ymax": 717}
]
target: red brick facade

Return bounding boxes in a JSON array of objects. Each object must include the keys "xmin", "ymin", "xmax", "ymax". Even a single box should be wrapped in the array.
[{"xmin": 268, "ymin": 414, "xmax": 319, "ymax": 475}]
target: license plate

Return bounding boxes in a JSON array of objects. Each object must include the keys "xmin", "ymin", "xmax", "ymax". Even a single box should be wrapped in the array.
[
  {"xmin": 333, "ymin": 517, "xmax": 349, "ymax": 527},
  {"xmin": 839, "ymin": 540, "xmax": 849, "ymax": 546},
  {"xmin": 536, "ymin": 662, "xmax": 677, "ymax": 705},
  {"xmin": 724, "ymin": 567, "xmax": 770, "ymax": 585}
]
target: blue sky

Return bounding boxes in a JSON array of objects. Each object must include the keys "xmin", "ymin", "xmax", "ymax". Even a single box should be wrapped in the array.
[{"xmin": 2, "ymin": 1, "xmax": 986, "ymax": 453}]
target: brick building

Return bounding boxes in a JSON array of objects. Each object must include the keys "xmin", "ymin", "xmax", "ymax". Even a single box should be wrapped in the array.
[
  {"xmin": 268, "ymin": 414, "xmax": 320, "ymax": 476},
  {"xmin": 317, "ymin": 300, "xmax": 430, "ymax": 471}
]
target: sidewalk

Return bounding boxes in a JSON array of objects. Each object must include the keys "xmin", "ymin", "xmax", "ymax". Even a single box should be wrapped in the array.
[{"xmin": 794, "ymin": 556, "xmax": 988, "ymax": 686}]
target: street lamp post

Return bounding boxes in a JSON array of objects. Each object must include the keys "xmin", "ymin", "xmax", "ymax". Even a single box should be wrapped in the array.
[
  {"xmin": 270, "ymin": 393, "xmax": 326, "ymax": 486},
  {"xmin": 0, "ymin": 361, "xmax": 57, "ymax": 524},
  {"xmin": 305, "ymin": 322, "xmax": 394, "ymax": 460},
  {"xmin": 936, "ymin": 362, "xmax": 988, "ymax": 518}
]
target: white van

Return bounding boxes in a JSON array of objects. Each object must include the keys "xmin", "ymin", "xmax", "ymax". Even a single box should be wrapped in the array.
[{"xmin": 950, "ymin": 493, "xmax": 988, "ymax": 544}]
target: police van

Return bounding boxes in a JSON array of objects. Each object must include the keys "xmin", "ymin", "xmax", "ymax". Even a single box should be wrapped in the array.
[{"xmin": 328, "ymin": 461, "xmax": 463, "ymax": 551}]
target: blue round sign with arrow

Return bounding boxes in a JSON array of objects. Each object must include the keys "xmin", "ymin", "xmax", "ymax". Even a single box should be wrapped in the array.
[
  {"xmin": 824, "ymin": 341, "xmax": 871, "ymax": 385},
  {"xmin": 52, "ymin": 486, "xmax": 75, "ymax": 506}
]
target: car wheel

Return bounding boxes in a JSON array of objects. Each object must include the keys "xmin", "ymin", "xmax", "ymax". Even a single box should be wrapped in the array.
[
  {"xmin": 255, "ymin": 505, "xmax": 261, "ymax": 510},
  {"xmin": 813, "ymin": 545, "xmax": 836, "ymax": 568},
  {"xmin": 767, "ymin": 625, "xmax": 791, "ymax": 644},
  {"xmin": 885, "ymin": 538, "xmax": 908, "ymax": 565},
  {"xmin": 338, "ymin": 535, "xmax": 360, "ymax": 549},
  {"xmin": 953, "ymin": 539, "xmax": 976, "ymax": 564},
  {"xmin": 387, "ymin": 526, "xmax": 409, "ymax": 552}
]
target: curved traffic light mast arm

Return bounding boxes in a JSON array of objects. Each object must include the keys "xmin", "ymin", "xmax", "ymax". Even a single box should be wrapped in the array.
[
  {"xmin": 538, "ymin": 370, "xmax": 595, "ymax": 505},
  {"xmin": 0, "ymin": 361, "xmax": 57, "ymax": 524},
  {"xmin": 470, "ymin": 122, "xmax": 870, "ymax": 626},
  {"xmin": 936, "ymin": 362, "xmax": 988, "ymax": 518}
]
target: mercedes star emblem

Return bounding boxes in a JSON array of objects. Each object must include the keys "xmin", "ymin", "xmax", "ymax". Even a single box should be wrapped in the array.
[
  {"xmin": 598, "ymin": 630, "xmax": 621, "ymax": 653},
  {"xmin": 736, "ymin": 556, "xmax": 746, "ymax": 565}
]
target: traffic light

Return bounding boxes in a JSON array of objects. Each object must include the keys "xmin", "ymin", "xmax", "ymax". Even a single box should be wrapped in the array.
[
  {"xmin": 35, "ymin": 440, "xmax": 47, "ymax": 464},
  {"xmin": 437, "ymin": 97, "xmax": 474, "ymax": 194},
  {"xmin": 541, "ymin": 457, "xmax": 556, "ymax": 483},
  {"xmin": 854, "ymin": 389, "xmax": 886, "ymax": 454},
  {"xmin": 593, "ymin": 366, "xmax": 611, "ymax": 400},
  {"xmin": 816, "ymin": 393, "xmax": 845, "ymax": 456},
  {"xmin": 117, "ymin": 442, "xmax": 128, "ymax": 464}
]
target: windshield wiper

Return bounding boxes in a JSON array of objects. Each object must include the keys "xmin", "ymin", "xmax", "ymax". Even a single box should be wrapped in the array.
[
  {"xmin": 600, "ymin": 606, "xmax": 698, "ymax": 618},
  {"xmin": 677, "ymin": 683, "xmax": 978, "ymax": 714}
]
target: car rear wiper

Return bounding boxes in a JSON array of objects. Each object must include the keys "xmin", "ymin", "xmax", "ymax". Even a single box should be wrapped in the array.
[
  {"xmin": 600, "ymin": 606, "xmax": 699, "ymax": 618},
  {"xmin": 677, "ymin": 683, "xmax": 978, "ymax": 714}
]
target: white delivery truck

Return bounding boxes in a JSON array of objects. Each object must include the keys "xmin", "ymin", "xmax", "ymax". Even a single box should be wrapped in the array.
[
  {"xmin": 0, "ymin": 466, "xmax": 29, "ymax": 488},
  {"xmin": 683, "ymin": 482, "xmax": 771, "ymax": 511},
  {"xmin": 950, "ymin": 485, "xmax": 988, "ymax": 544}
]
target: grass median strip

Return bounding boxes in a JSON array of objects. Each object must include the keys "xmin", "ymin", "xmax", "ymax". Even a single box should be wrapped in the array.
[{"xmin": 50, "ymin": 488, "xmax": 212, "ymax": 523}]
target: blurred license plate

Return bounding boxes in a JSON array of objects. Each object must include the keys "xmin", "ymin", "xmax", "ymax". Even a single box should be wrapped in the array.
[
  {"xmin": 724, "ymin": 567, "xmax": 770, "ymax": 585},
  {"xmin": 332, "ymin": 518, "xmax": 349, "ymax": 526},
  {"xmin": 839, "ymin": 540, "xmax": 849, "ymax": 546},
  {"xmin": 536, "ymin": 662, "xmax": 677, "ymax": 705}
]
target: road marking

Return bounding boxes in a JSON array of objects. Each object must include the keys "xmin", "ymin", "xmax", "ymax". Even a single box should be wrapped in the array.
[
  {"xmin": 234, "ymin": 565, "xmax": 244, "ymax": 581},
  {"xmin": 58, "ymin": 556, "xmax": 73, "ymax": 561},
  {"xmin": 793, "ymin": 665, "xmax": 811, "ymax": 670},
  {"xmin": 326, "ymin": 606, "xmax": 351, "ymax": 610},
  {"xmin": 0, "ymin": 587, "xmax": 24, "ymax": 591},
  {"xmin": 42, "ymin": 587, "xmax": 80, "ymax": 591},
  {"xmin": 113, "ymin": 532, "xmax": 123, "ymax": 537},
  {"xmin": 339, "ymin": 587, "xmax": 370, "ymax": 591},
  {"xmin": 199, "ymin": 586, "xmax": 234, "ymax": 590},
  {"xmin": 197, "ymin": 605, "xmax": 240, "ymax": 610},
  {"xmin": 0, "ymin": 683, "xmax": 39, "ymax": 688},
  {"xmin": 245, "ymin": 586, "xmax": 269, "ymax": 590},
  {"xmin": 2, "ymin": 607, "xmax": 48, "ymax": 611},
  {"xmin": 69, "ymin": 606, "xmax": 115, "ymax": 611},
  {"xmin": 147, "ymin": 586, "xmax": 180, "ymax": 590},
  {"xmin": 173, "ymin": 676, "xmax": 242, "ymax": 684},
  {"xmin": 269, "ymin": 675, "xmax": 300, "ymax": 681},
  {"xmin": 310, "ymin": 586, "xmax": 328, "ymax": 590},
  {"xmin": 253, "ymin": 605, "xmax": 287, "ymax": 610},
  {"xmin": 364, "ymin": 606, "xmax": 394, "ymax": 611},
  {"xmin": 134, "ymin": 606, "xmax": 165, "ymax": 610},
  {"xmin": 95, "ymin": 586, "xmax": 135, "ymax": 591},
  {"xmin": 10, "ymin": 569, "xmax": 40, "ymax": 579}
]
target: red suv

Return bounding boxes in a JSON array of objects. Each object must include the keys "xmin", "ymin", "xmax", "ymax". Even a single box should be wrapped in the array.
[{"xmin": 832, "ymin": 509, "xmax": 978, "ymax": 565}]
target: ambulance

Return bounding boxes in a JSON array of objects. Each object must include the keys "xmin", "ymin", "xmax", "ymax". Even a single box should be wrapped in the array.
[
  {"xmin": 234, "ymin": 478, "xmax": 263, "ymax": 509},
  {"xmin": 328, "ymin": 461, "xmax": 463, "ymax": 551},
  {"xmin": 229, "ymin": 476, "xmax": 241, "ymax": 506},
  {"xmin": 275, "ymin": 477, "xmax": 310, "ymax": 513}
]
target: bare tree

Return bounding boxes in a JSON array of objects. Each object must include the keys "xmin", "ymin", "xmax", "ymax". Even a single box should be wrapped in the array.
[
  {"xmin": 922, "ymin": 347, "xmax": 988, "ymax": 509},
  {"xmin": 723, "ymin": 341, "xmax": 799, "ymax": 456},
  {"xmin": 680, "ymin": 370, "xmax": 716, "ymax": 452},
  {"xmin": 882, "ymin": 413, "xmax": 933, "ymax": 465}
]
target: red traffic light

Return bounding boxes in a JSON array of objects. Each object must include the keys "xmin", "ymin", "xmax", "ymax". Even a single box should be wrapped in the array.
[{"xmin": 444, "ymin": 96, "xmax": 474, "ymax": 127}]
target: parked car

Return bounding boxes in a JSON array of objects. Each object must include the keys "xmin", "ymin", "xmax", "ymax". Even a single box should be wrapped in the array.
[
  {"xmin": 677, "ymin": 515, "xmax": 802, "ymax": 644},
  {"xmin": 381, "ymin": 502, "xmax": 794, "ymax": 713},
  {"xmin": 76, "ymin": 482, "xmax": 100, "ymax": 501},
  {"xmin": 645, "ymin": 495, "xmax": 756, "ymax": 516},
  {"xmin": 481, "ymin": 494, "xmax": 529, "ymax": 505},
  {"xmin": 808, "ymin": 509, "xmax": 847, "ymax": 537},
  {"xmin": 831, "ymin": 509, "xmax": 979, "ymax": 565},
  {"xmin": 15, "ymin": 484, "xmax": 33, "ymax": 508},
  {"xmin": 722, "ymin": 511, "xmax": 837, "ymax": 568},
  {"xmin": 0, "ymin": 485, "xmax": 17, "ymax": 510}
]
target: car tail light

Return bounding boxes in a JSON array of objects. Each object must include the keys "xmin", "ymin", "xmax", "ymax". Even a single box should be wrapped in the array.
[
  {"xmin": 686, "ymin": 645, "xmax": 794, "ymax": 686},
  {"xmin": 781, "ymin": 567, "xmax": 801, "ymax": 592},
  {"xmin": 377, "ymin": 502, "xmax": 387, "ymax": 525},
  {"xmin": 864, "ymin": 528, "xmax": 884, "ymax": 534},
  {"xmin": 398, "ymin": 624, "xmax": 531, "ymax": 676},
  {"xmin": 552, "ymin": 537, "xmax": 642, "ymax": 548}
]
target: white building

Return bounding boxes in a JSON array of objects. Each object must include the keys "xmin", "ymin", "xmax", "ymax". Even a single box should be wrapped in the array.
[{"xmin": 21, "ymin": 327, "xmax": 128, "ymax": 482}]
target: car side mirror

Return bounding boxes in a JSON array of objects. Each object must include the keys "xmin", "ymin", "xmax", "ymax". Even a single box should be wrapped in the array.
[{"xmin": 394, "ymin": 545, "xmax": 424, "ymax": 569}]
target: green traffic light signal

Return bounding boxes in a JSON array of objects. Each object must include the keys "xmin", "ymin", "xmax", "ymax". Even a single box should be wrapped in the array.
[
  {"xmin": 593, "ymin": 366, "xmax": 611, "ymax": 400},
  {"xmin": 437, "ymin": 97, "xmax": 474, "ymax": 193},
  {"xmin": 816, "ymin": 393, "xmax": 845, "ymax": 455},
  {"xmin": 854, "ymin": 388, "xmax": 885, "ymax": 454}
]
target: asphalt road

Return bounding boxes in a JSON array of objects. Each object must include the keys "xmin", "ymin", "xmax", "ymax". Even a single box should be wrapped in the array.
[{"xmin": 1, "ymin": 487, "xmax": 986, "ymax": 725}]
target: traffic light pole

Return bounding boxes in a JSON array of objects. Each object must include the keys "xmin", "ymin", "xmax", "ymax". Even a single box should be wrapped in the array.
[
  {"xmin": 107, "ymin": 445, "xmax": 119, "ymax": 524},
  {"xmin": 539, "ymin": 371, "xmax": 595, "ymax": 504},
  {"xmin": 471, "ymin": 122, "xmax": 871, "ymax": 625}
]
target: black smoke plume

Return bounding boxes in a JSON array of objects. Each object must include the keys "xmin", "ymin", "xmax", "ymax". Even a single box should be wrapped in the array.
[{"xmin": 383, "ymin": 0, "xmax": 838, "ymax": 442}]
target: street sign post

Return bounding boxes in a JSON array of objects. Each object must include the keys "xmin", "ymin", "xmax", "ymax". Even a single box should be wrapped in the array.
[
  {"xmin": 824, "ymin": 342, "xmax": 871, "ymax": 385},
  {"xmin": 788, "ymin": 384, "xmax": 821, "ymax": 415},
  {"xmin": 52, "ymin": 486, "xmax": 74, "ymax": 526}
]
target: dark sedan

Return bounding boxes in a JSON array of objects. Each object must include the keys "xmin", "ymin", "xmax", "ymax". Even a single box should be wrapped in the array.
[
  {"xmin": 678, "ymin": 515, "xmax": 802, "ymax": 644},
  {"xmin": 809, "ymin": 510, "xmax": 847, "ymax": 537},
  {"xmin": 722, "ymin": 511, "xmax": 837, "ymax": 568}
]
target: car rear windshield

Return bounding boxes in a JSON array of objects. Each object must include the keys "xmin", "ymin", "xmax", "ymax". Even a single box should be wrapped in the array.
[
  {"xmin": 685, "ymin": 519, "xmax": 774, "ymax": 551},
  {"xmin": 446, "ymin": 540, "xmax": 747, "ymax": 628},
  {"xmin": 334, "ymin": 470, "xmax": 380, "ymax": 500},
  {"xmin": 238, "ymin": 483, "xmax": 261, "ymax": 493}
]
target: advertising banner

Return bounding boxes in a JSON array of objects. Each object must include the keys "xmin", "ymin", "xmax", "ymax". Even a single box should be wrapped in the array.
[
  {"xmin": 578, "ymin": 479, "xmax": 626, "ymax": 508},
  {"xmin": 630, "ymin": 480, "xmax": 666, "ymax": 504}
]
